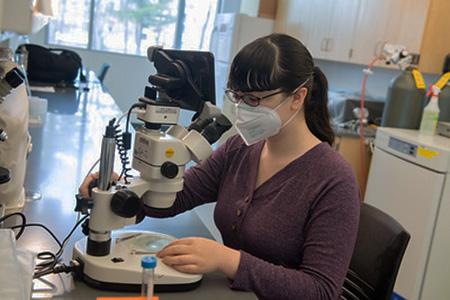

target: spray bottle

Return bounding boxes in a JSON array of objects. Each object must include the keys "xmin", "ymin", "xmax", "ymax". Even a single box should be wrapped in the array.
[{"xmin": 420, "ymin": 85, "xmax": 441, "ymax": 135}]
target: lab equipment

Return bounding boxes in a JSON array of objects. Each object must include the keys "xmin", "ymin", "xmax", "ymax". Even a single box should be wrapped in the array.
[
  {"xmin": 73, "ymin": 47, "xmax": 232, "ymax": 291},
  {"xmin": 437, "ymin": 121, "xmax": 450, "ymax": 138},
  {"xmin": 380, "ymin": 44, "xmax": 426, "ymax": 129},
  {"xmin": 0, "ymin": 167, "xmax": 9, "ymax": 184},
  {"xmin": 0, "ymin": 48, "xmax": 29, "ymax": 213},
  {"xmin": 0, "ymin": 67, "xmax": 25, "ymax": 101},
  {"xmin": 0, "ymin": 129, "xmax": 9, "ymax": 185},
  {"xmin": 0, "ymin": 128, "xmax": 7, "ymax": 142},
  {"xmin": 0, "ymin": 123, "xmax": 9, "ymax": 191},
  {"xmin": 365, "ymin": 127, "xmax": 450, "ymax": 299},
  {"xmin": 419, "ymin": 85, "xmax": 440, "ymax": 134},
  {"xmin": 141, "ymin": 256, "xmax": 157, "ymax": 299}
]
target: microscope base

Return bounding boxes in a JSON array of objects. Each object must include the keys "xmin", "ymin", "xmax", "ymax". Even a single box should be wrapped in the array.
[{"xmin": 73, "ymin": 230, "xmax": 202, "ymax": 292}]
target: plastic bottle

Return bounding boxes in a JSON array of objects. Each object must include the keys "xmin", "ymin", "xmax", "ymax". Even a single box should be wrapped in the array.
[
  {"xmin": 420, "ymin": 85, "xmax": 441, "ymax": 135},
  {"xmin": 438, "ymin": 79, "xmax": 450, "ymax": 122},
  {"xmin": 141, "ymin": 256, "xmax": 157, "ymax": 300}
]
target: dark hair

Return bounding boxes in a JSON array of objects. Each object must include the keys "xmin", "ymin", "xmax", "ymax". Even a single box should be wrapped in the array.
[{"xmin": 227, "ymin": 33, "xmax": 335, "ymax": 145}]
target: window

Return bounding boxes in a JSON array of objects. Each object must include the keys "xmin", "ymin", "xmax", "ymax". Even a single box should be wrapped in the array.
[
  {"xmin": 48, "ymin": 0, "xmax": 219, "ymax": 55},
  {"xmin": 48, "ymin": 0, "xmax": 91, "ymax": 48}
]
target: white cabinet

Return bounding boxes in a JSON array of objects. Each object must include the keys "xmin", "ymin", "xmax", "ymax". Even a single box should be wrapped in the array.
[
  {"xmin": 275, "ymin": 0, "xmax": 358, "ymax": 62},
  {"xmin": 351, "ymin": 0, "xmax": 430, "ymax": 65},
  {"xmin": 275, "ymin": 0, "xmax": 432, "ymax": 68},
  {"xmin": 326, "ymin": 0, "xmax": 360, "ymax": 62},
  {"xmin": 350, "ymin": 0, "xmax": 393, "ymax": 64}
]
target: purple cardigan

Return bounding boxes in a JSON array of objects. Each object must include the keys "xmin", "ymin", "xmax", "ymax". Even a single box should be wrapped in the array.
[{"xmin": 144, "ymin": 135, "xmax": 360, "ymax": 299}]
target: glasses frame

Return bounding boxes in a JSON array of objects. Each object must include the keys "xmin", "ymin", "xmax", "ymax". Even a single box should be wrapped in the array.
[{"xmin": 224, "ymin": 89, "xmax": 285, "ymax": 107}]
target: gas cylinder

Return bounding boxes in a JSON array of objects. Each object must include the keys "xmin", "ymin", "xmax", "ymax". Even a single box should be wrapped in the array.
[{"xmin": 381, "ymin": 67, "xmax": 426, "ymax": 129}]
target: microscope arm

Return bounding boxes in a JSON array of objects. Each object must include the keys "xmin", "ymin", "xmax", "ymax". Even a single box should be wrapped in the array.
[{"xmin": 0, "ymin": 67, "xmax": 25, "ymax": 102}]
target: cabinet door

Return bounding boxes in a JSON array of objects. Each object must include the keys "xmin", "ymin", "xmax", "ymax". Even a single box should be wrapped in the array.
[
  {"xmin": 350, "ymin": 0, "xmax": 393, "ymax": 65},
  {"xmin": 274, "ymin": 0, "xmax": 334, "ymax": 60},
  {"xmin": 325, "ymin": 0, "xmax": 360, "ymax": 62},
  {"xmin": 383, "ymin": 0, "xmax": 430, "ymax": 54},
  {"xmin": 351, "ymin": 0, "xmax": 430, "ymax": 66}
]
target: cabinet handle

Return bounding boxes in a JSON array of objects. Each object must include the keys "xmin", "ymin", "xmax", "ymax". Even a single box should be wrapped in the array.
[
  {"xmin": 348, "ymin": 48, "xmax": 353, "ymax": 59},
  {"xmin": 321, "ymin": 38, "xmax": 327, "ymax": 51},
  {"xmin": 327, "ymin": 38, "xmax": 333, "ymax": 52}
]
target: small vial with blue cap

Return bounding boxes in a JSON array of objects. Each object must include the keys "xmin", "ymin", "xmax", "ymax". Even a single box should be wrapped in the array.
[{"xmin": 141, "ymin": 256, "xmax": 157, "ymax": 299}]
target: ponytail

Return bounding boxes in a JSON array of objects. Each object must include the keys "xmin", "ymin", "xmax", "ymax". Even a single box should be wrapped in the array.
[{"xmin": 304, "ymin": 66, "xmax": 335, "ymax": 146}]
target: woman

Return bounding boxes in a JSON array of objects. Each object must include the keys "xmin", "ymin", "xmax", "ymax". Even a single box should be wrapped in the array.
[{"xmin": 81, "ymin": 33, "xmax": 360, "ymax": 299}]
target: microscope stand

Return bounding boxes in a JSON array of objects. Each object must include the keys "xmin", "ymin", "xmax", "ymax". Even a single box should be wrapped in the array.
[{"xmin": 73, "ymin": 230, "xmax": 202, "ymax": 292}]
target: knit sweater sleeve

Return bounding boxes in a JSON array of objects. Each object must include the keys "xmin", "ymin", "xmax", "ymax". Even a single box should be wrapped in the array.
[{"xmin": 230, "ymin": 175, "xmax": 360, "ymax": 300}]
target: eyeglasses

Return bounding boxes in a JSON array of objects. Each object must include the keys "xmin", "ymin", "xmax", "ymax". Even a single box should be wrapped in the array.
[{"xmin": 224, "ymin": 89, "xmax": 284, "ymax": 107}]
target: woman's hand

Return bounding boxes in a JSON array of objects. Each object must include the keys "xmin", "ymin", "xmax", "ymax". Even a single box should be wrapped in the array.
[
  {"xmin": 78, "ymin": 172, "xmax": 120, "ymax": 198},
  {"xmin": 157, "ymin": 237, "xmax": 241, "ymax": 278}
]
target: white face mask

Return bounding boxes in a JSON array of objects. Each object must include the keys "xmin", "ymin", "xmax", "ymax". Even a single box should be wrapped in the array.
[{"xmin": 234, "ymin": 79, "xmax": 309, "ymax": 146}]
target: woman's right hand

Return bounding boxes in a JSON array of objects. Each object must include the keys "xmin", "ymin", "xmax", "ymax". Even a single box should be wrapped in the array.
[{"xmin": 78, "ymin": 172, "xmax": 120, "ymax": 198}]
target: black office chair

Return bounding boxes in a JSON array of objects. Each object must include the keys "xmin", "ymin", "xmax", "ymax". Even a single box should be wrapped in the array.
[
  {"xmin": 97, "ymin": 63, "xmax": 111, "ymax": 84},
  {"xmin": 341, "ymin": 203, "xmax": 410, "ymax": 300}
]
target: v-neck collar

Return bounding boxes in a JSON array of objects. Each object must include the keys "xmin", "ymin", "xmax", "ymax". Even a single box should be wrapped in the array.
[{"xmin": 250, "ymin": 141, "xmax": 326, "ymax": 196}]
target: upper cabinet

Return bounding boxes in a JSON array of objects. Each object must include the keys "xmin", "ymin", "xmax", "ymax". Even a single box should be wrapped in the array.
[
  {"xmin": 274, "ymin": 0, "xmax": 448, "ymax": 74},
  {"xmin": 325, "ymin": 0, "xmax": 360, "ymax": 62},
  {"xmin": 275, "ymin": 0, "xmax": 359, "ymax": 62},
  {"xmin": 351, "ymin": 0, "xmax": 430, "ymax": 66}
]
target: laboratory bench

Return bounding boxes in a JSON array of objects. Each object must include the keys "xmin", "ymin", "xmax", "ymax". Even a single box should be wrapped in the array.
[{"xmin": 18, "ymin": 78, "xmax": 256, "ymax": 299}]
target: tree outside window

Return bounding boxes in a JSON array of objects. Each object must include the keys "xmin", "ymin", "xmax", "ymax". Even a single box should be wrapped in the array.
[{"xmin": 48, "ymin": 0, "xmax": 219, "ymax": 55}]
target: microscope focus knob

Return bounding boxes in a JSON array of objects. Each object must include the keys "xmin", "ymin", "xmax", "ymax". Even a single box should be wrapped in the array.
[
  {"xmin": 0, "ymin": 167, "xmax": 10, "ymax": 184},
  {"xmin": 161, "ymin": 161, "xmax": 178, "ymax": 179},
  {"xmin": 111, "ymin": 189, "xmax": 142, "ymax": 218}
]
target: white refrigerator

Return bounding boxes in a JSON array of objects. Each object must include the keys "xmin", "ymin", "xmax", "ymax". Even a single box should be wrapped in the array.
[{"xmin": 365, "ymin": 127, "xmax": 450, "ymax": 300}]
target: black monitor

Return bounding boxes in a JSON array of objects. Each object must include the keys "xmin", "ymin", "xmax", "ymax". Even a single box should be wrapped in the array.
[{"xmin": 147, "ymin": 47, "xmax": 215, "ymax": 113}]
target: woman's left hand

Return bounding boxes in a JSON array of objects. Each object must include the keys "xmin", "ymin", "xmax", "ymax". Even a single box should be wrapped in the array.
[{"xmin": 157, "ymin": 237, "xmax": 240, "ymax": 277}]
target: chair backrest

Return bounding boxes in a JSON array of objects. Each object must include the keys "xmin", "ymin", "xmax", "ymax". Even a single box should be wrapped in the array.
[
  {"xmin": 341, "ymin": 203, "xmax": 410, "ymax": 300},
  {"xmin": 97, "ymin": 63, "xmax": 111, "ymax": 84}
]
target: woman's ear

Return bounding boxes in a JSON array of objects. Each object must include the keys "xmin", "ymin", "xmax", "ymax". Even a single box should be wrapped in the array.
[{"xmin": 291, "ymin": 87, "xmax": 308, "ymax": 110}]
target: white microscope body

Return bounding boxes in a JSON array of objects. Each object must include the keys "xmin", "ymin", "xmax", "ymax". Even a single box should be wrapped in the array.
[
  {"xmin": 0, "ymin": 59, "xmax": 28, "ymax": 215},
  {"xmin": 73, "ymin": 47, "xmax": 231, "ymax": 291}
]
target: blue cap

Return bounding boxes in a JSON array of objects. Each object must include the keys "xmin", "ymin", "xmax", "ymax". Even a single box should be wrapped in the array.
[{"xmin": 141, "ymin": 256, "xmax": 157, "ymax": 269}]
